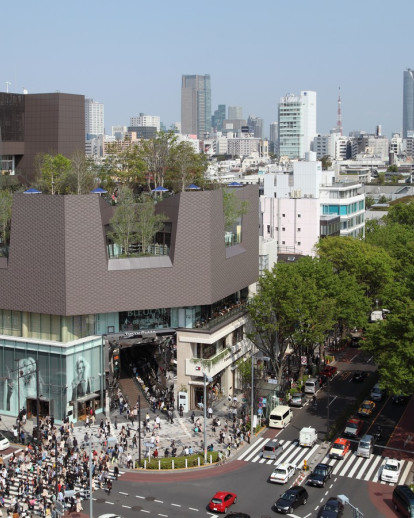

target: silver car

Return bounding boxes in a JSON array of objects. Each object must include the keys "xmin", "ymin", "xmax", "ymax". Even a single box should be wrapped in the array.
[{"xmin": 290, "ymin": 392, "xmax": 306, "ymax": 407}]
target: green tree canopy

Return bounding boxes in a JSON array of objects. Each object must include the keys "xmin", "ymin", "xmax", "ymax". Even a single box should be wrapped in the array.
[
  {"xmin": 35, "ymin": 153, "xmax": 72, "ymax": 194},
  {"xmin": 0, "ymin": 189, "xmax": 13, "ymax": 254}
]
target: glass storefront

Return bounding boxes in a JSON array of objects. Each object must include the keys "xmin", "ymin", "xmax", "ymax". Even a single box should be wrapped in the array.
[{"xmin": 0, "ymin": 335, "xmax": 104, "ymax": 423}]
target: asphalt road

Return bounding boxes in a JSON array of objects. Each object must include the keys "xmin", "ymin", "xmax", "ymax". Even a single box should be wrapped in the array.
[{"xmin": 78, "ymin": 349, "xmax": 411, "ymax": 518}]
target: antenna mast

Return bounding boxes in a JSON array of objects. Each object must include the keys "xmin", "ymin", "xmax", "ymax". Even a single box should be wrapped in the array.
[
  {"xmin": 5, "ymin": 81, "xmax": 11, "ymax": 93},
  {"xmin": 336, "ymin": 86, "xmax": 342, "ymax": 135}
]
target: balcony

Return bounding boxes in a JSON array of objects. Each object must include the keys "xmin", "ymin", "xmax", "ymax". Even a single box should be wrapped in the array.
[{"xmin": 185, "ymin": 337, "xmax": 253, "ymax": 378}]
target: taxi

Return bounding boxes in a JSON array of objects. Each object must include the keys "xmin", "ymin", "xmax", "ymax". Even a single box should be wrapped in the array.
[
  {"xmin": 329, "ymin": 438, "xmax": 350, "ymax": 460},
  {"xmin": 358, "ymin": 399, "xmax": 376, "ymax": 417}
]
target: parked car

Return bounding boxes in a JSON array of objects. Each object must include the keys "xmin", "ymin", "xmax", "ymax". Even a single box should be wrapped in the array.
[
  {"xmin": 329, "ymin": 438, "xmax": 351, "ymax": 460},
  {"xmin": 307, "ymin": 463, "xmax": 333, "ymax": 488},
  {"xmin": 381, "ymin": 458, "xmax": 402, "ymax": 484},
  {"xmin": 262, "ymin": 440, "xmax": 284, "ymax": 460},
  {"xmin": 357, "ymin": 400, "xmax": 376, "ymax": 417},
  {"xmin": 274, "ymin": 486, "xmax": 308, "ymax": 514},
  {"xmin": 269, "ymin": 463, "xmax": 296, "ymax": 484},
  {"xmin": 392, "ymin": 394, "xmax": 409, "ymax": 405},
  {"xmin": 317, "ymin": 497, "xmax": 344, "ymax": 517},
  {"xmin": 290, "ymin": 392, "xmax": 306, "ymax": 407},
  {"xmin": 208, "ymin": 492, "xmax": 237, "ymax": 513},
  {"xmin": 344, "ymin": 417, "xmax": 364, "ymax": 438}
]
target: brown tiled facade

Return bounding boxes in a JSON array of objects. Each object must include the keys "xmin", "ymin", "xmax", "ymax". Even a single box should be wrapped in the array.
[
  {"xmin": 0, "ymin": 92, "xmax": 84, "ymax": 182},
  {"xmin": 0, "ymin": 186, "xmax": 259, "ymax": 316}
]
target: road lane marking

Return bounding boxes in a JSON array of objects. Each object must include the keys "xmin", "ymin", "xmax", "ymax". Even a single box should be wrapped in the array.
[
  {"xmin": 347, "ymin": 455, "xmax": 364, "ymax": 478},
  {"xmin": 243, "ymin": 438, "xmax": 269, "ymax": 461},
  {"xmin": 154, "ymin": 500, "xmax": 164, "ymax": 503},
  {"xmin": 136, "ymin": 495, "xmax": 145, "ymax": 499},
  {"xmin": 189, "ymin": 507, "xmax": 199, "ymax": 511},
  {"xmin": 171, "ymin": 504, "xmax": 181, "ymax": 507},
  {"xmin": 122, "ymin": 505, "xmax": 132, "ymax": 508},
  {"xmin": 328, "ymin": 396, "xmax": 337, "ymax": 406},
  {"xmin": 141, "ymin": 511, "xmax": 150, "ymax": 513},
  {"xmin": 105, "ymin": 501, "xmax": 115, "ymax": 505},
  {"xmin": 363, "ymin": 455, "xmax": 382, "ymax": 481},
  {"xmin": 158, "ymin": 515, "xmax": 168, "ymax": 517},
  {"xmin": 120, "ymin": 491, "xmax": 129, "ymax": 495}
]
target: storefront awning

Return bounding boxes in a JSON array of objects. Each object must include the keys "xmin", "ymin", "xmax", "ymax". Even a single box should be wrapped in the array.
[{"xmin": 76, "ymin": 392, "xmax": 99, "ymax": 403}]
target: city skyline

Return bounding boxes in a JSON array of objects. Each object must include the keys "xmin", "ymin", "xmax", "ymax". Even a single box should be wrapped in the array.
[{"xmin": 1, "ymin": 0, "xmax": 413, "ymax": 138}]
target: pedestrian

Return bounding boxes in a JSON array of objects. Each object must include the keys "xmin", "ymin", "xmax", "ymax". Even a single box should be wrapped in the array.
[
  {"xmin": 179, "ymin": 404, "xmax": 184, "ymax": 417},
  {"xmin": 190, "ymin": 411, "xmax": 195, "ymax": 424},
  {"xmin": 114, "ymin": 416, "xmax": 118, "ymax": 430},
  {"xmin": 156, "ymin": 415, "xmax": 161, "ymax": 430},
  {"xmin": 85, "ymin": 416, "xmax": 90, "ymax": 428},
  {"xmin": 106, "ymin": 479, "xmax": 112, "ymax": 495},
  {"xmin": 208, "ymin": 407, "xmax": 213, "ymax": 419}
]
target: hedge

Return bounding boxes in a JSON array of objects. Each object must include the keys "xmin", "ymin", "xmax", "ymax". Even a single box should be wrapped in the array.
[{"xmin": 136, "ymin": 451, "xmax": 219, "ymax": 469}]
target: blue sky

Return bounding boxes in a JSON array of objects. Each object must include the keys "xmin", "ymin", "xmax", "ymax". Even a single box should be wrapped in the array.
[{"xmin": 2, "ymin": 0, "xmax": 413, "ymax": 138}]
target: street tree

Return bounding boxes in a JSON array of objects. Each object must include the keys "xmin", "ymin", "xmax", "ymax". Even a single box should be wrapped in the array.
[
  {"xmin": 135, "ymin": 198, "xmax": 166, "ymax": 254},
  {"xmin": 362, "ymin": 300, "xmax": 414, "ymax": 395},
  {"xmin": 140, "ymin": 131, "xmax": 177, "ymax": 189}
]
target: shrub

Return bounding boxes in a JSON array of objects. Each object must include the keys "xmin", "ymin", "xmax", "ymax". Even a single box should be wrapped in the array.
[{"xmin": 136, "ymin": 451, "xmax": 219, "ymax": 470}]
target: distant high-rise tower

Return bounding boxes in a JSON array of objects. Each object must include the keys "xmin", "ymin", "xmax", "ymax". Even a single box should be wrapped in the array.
[
  {"xmin": 336, "ymin": 87, "xmax": 343, "ymax": 136},
  {"xmin": 228, "ymin": 106, "xmax": 243, "ymax": 120},
  {"xmin": 211, "ymin": 104, "xmax": 226, "ymax": 132},
  {"xmin": 181, "ymin": 74, "xmax": 211, "ymax": 138},
  {"xmin": 85, "ymin": 98, "xmax": 104, "ymax": 138},
  {"xmin": 278, "ymin": 91, "xmax": 317, "ymax": 159},
  {"xmin": 403, "ymin": 69, "xmax": 414, "ymax": 138},
  {"xmin": 269, "ymin": 122, "xmax": 279, "ymax": 154},
  {"xmin": 247, "ymin": 115, "xmax": 264, "ymax": 139}
]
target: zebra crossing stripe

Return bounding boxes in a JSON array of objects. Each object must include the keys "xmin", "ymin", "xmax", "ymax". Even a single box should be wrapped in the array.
[
  {"xmin": 333, "ymin": 452, "xmax": 354, "ymax": 476},
  {"xmin": 346, "ymin": 454, "xmax": 364, "ymax": 478},
  {"xmin": 399, "ymin": 461, "xmax": 413, "ymax": 485},
  {"xmin": 238, "ymin": 437, "xmax": 267, "ymax": 461},
  {"xmin": 362, "ymin": 455, "xmax": 382, "ymax": 481}
]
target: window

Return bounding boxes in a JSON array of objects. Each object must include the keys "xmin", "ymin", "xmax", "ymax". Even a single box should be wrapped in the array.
[
  {"xmin": 282, "ymin": 214, "xmax": 285, "ymax": 217},
  {"xmin": 297, "ymin": 228, "xmax": 301, "ymax": 232},
  {"xmin": 297, "ymin": 241, "xmax": 301, "ymax": 245},
  {"xmin": 282, "ymin": 241, "xmax": 285, "ymax": 244},
  {"xmin": 267, "ymin": 225, "xmax": 270, "ymax": 233},
  {"xmin": 298, "ymin": 214, "xmax": 301, "ymax": 218},
  {"xmin": 282, "ymin": 227, "xmax": 285, "ymax": 231}
]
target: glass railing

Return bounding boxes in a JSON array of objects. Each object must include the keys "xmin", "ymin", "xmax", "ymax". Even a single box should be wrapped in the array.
[
  {"xmin": 107, "ymin": 243, "xmax": 170, "ymax": 259},
  {"xmin": 195, "ymin": 302, "xmax": 249, "ymax": 330}
]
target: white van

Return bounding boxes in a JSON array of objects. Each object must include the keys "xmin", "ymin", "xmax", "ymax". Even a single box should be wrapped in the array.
[
  {"xmin": 305, "ymin": 378, "xmax": 319, "ymax": 394},
  {"xmin": 268, "ymin": 405, "xmax": 293, "ymax": 429}
]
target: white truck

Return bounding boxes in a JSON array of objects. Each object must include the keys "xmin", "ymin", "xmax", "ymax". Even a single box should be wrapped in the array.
[{"xmin": 299, "ymin": 426, "xmax": 318, "ymax": 447}]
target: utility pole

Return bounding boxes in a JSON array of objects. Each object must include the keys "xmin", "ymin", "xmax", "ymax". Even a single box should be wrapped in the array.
[{"xmin": 138, "ymin": 395, "xmax": 141, "ymax": 466}]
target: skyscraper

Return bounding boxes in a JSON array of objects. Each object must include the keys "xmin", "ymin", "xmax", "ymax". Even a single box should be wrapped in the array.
[
  {"xmin": 211, "ymin": 104, "xmax": 226, "ymax": 132},
  {"xmin": 85, "ymin": 98, "xmax": 104, "ymax": 138},
  {"xmin": 278, "ymin": 91, "xmax": 316, "ymax": 159},
  {"xmin": 403, "ymin": 69, "xmax": 414, "ymax": 139},
  {"xmin": 247, "ymin": 115, "xmax": 264, "ymax": 139},
  {"xmin": 181, "ymin": 74, "xmax": 211, "ymax": 138},
  {"xmin": 228, "ymin": 106, "xmax": 243, "ymax": 120}
]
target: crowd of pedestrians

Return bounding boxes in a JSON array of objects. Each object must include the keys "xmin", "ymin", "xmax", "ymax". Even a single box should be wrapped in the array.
[{"xmin": 0, "ymin": 412, "xmax": 121, "ymax": 518}]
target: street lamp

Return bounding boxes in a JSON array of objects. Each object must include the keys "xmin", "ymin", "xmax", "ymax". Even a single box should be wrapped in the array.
[
  {"xmin": 337, "ymin": 494, "xmax": 364, "ymax": 518},
  {"xmin": 203, "ymin": 372, "xmax": 213, "ymax": 463}
]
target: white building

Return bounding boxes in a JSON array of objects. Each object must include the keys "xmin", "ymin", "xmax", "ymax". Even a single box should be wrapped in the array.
[
  {"xmin": 227, "ymin": 135, "xmax": 261, "ymax": 157},
  {"xmin": 112, "ymin": 125, "xmax": 128, "ymax": 140},
  {"xmin": 130, "ymin": 114, "xmax": 161, "ymax": 132},
  {"xmin": 278, "ymin": 91, "xmax": 317, "ymax": 159},
  {"xmin": 261, "ymin": 152, "xmax": 365, "ymax": 259},
  {"xmin": 85, "ymin": 98, "xmax": 104, "ymax": 137}
]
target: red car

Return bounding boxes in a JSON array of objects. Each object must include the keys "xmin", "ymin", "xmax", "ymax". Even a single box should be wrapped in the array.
[
  {"xmin": 209, "ymin": 492, "xmax": 237, "ymax": 513},
  {"xmin": 344, "ymin": 417, "xmax": 364, "ymax": 438},
  {"xmin": 319, "ymin": 365, "xmax": 337, "ymax": 378}
]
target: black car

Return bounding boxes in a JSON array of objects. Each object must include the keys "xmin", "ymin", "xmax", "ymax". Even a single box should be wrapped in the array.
[
  {"xmin": 352, "ymin": 371, "xmax": 367, "ymax": 382},
  {"xmin": 274, "ymin": 486, "xmax": 308, "ymax": 514},
  {"xmin": 226, "ymin": 514, "xmax": 251, "ymax": 518},
  {"xmin": 317, "ymin": 497, "xmax": 344, "ymax": 517},
  {"xmin": 307, "ymin": 463, "xmax": 333, "ymax": 488}
]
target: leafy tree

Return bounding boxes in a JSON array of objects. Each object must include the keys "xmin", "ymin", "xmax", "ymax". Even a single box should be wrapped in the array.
[
  {"xmin": 321, "ymin": 155, "xmax": 332, "ymax": 170},
  {"xmin": 135, "ymin": 199, "xmax": 166, "ymax": 253},
  {"xmin": 386, "ymin": 201, "xmax": 414, "ymax": 227},
  {"xmin": 107, "ymin": 187, "xmax": 166, "ymax": 256},
  {"xmin": 387, "ymin": 164, "xmax": 398, "ymax": 172},
  {"xmin": 317, "ymin": 236, "xmax": 396, "ymax": 303},
  {"xmin": 140, "ymin": 131, "xmax": 177, "ymax": 189},
  {"xmin": 167, "ymin": 141, "xmax": 208, "ymax": 192},
  {"xmin": 362, "ymin": 300, "xmax": 414, "ymax": 395},
  {"xmin": 35, "ymin": 153, "xmax": 72, "ymax": 194},
  {"xmin": 107, "ymin": 187, "xmax": 139, "ymax": 255},
  {"xmin": 66, "ymin": 151, "xmax": 96, "ymax": 194},
  {"xmin": 222, "ymin": 190, "xmax": 249, "ymax": 231},
  {"xmin": 365, "ymin": 195, "xmax": 375, "ymax": 209},
  {"xmin": 0, "ymin": 189, "xmax": 13, "ymax": 253}
]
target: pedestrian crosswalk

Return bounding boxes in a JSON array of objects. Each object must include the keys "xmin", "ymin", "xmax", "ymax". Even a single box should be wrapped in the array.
[{"xmin": 238, "ymin": 437, "xmax": 413, "ymax": 486}]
